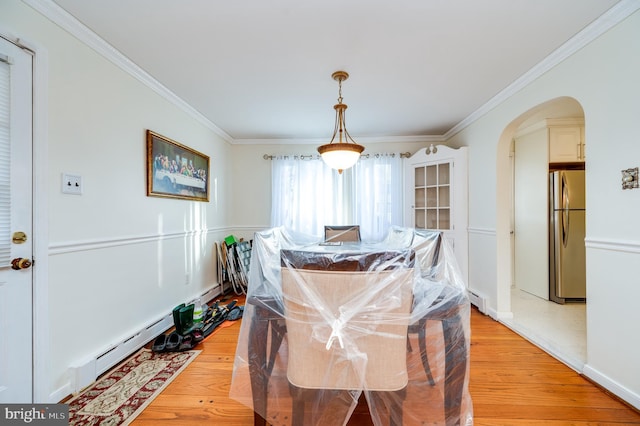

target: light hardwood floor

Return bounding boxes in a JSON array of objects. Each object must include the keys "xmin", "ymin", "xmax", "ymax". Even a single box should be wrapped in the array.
[{"xmin": 130, "ymin": 296, "xmax": 640, "ymax": 425}]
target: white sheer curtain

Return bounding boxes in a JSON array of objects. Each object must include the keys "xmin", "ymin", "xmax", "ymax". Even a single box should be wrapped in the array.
[
  {"xmin": 270, "ymin": 155, "xmax": 344, "ymax": 237},
  {"xmin": 353, "ymin": 153, "xmax": 403, "ymax": 242},
  {"xmin": 270, "ymin": 153, "xmax": 403, "ymax": 240}
]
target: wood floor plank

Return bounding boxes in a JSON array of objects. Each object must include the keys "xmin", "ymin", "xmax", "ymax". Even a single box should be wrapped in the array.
[{"xmin": 130, "ymin": 297, "xmax": 640, "ymax": 425}]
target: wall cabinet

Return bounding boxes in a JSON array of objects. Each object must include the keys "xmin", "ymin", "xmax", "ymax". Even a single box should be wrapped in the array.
[
  {"xmin": 404, "ymin": 145, "xmax": 468, "ymax": 284},
  {"xmin": 548, "ymin": 120, "xmax": 585, "ymax": 163}
]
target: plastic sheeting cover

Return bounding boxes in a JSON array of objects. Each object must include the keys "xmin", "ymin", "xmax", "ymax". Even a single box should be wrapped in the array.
[{"xmin": 229, "ymin": 226, "xmax": 472, "ymax": 426}]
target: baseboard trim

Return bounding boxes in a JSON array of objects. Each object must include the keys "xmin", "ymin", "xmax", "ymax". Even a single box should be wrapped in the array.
[
  {"xmin": 59, "ymin": 283, "xmax": 223, "ymax": 399},
  {"xmin": 493, "ymin": 309, "xmax": 513, "ymax": 321},
  {"xmin": 499, "ymin": 318, "xmax": 584, "ymax": 373},
  {"xmin": 583, "ymin": 364, "xmax": 640, "ymax": 411}
]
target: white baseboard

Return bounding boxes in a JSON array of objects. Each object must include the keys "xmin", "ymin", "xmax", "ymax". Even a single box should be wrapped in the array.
[
  {"xmin": 49, "ymin": 383, "xmax": 72, "ymax": 404},
  {"xmin": 59, "ymin": 283, "xmax": 223, "ymax": 398},
  {"xmin": 467, "ymin": 289, "xmax": 487, "ymax": 314},
  {"xmin": 583, "ymin": 364, "xmax": 640, "ymax": 411},
  {"xmin": 494, "ymin": 309, "xmax": 513, "ymax": 321}
]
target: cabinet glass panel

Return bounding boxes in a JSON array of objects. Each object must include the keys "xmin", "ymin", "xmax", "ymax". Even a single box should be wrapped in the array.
[
  {"xmin": 438, "ymin": 163, "xmax": 450, "ymax": 184},
  {"xmin": 426, "ymin": 187, "xmax": 437, "ymax": 208},
  {"xmin": 426, "ymin": 210, "xmax": 437, "ymax": 229},
  {"xmin": 439, "ymin": 208, "xmax": 450, "ymax": 229},
  {"xmin": 415, "ymin": 167, "xmax": 425, "ymax": 187},
  {"xmin": 426, "ymin": 165, "xmax": 437, "ymax": 185},
  {"xmin": 438, "ymin": 186, "xmax": 450, "ymax": 207},
  {"xmin": 415, "ymin": 188, "xmax": 426, "ymax": 208},
  {"xmin": 415, "ymin": 210, "xmax": 426, "ymax": 228}
]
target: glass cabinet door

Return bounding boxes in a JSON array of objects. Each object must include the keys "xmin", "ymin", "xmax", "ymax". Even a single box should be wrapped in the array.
[{"xmin": 413, "ymin": 162, "xmax": 451, "ymax": 230}]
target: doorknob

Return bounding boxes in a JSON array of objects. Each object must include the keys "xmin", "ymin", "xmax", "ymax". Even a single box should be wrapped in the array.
[{"xmin": 11, "ymin": 257, "xmax": 32, "ymax": 270}]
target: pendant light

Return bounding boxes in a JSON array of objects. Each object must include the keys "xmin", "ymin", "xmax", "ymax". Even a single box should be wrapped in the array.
[{"xmin": 317, "ymin": 71, "xmax": 364, "ymax": 173}]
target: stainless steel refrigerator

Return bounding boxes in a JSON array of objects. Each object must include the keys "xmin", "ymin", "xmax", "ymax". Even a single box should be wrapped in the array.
[{"xmin": 549, "ymin": 170, "xmax": 586, "ymax": 304}]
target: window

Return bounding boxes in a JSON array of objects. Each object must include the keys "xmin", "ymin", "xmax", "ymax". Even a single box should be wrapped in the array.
[{"xmin": 271, "ymin": 153, "xmax": 403, "ymax": 241}]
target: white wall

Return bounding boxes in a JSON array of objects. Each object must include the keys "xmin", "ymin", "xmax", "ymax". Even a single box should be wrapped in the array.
[
  {"xmin": 447, "ymin": 9, "xmax": 640, "ymax": 408},
  {"xmin": 1, "ymin": 1, "xmax": 234, "ymax": 400}
]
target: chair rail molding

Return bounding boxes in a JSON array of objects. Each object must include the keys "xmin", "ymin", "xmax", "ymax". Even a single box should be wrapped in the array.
[
  {"xmin": 585, "ymin": 237, "xmax": 640, "ymax": 254},
  {"xmin": 468, "ymin": 227, "xmax": 496, "ymax": 236},
  {"xmin": 49, "ymin": 227, "xmax": 234, "ymax": 255}
]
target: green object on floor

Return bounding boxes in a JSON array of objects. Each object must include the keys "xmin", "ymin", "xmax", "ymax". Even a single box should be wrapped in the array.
[
  {"xmin": 224, "ymin": 235, "xmax": 239, "ymax": 246},
  {"xmin": 174, "ymin": 303, "xmax": 197, "ymax": 336}
]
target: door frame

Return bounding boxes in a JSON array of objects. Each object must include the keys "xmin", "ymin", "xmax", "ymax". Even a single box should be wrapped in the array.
[
  {"xmin": 1, "ymin": 30, "xmax": 50, "ymax": 403},
  {"xmin": 31, "ymin": 36, "xmax": 50, "ymax": 404}
]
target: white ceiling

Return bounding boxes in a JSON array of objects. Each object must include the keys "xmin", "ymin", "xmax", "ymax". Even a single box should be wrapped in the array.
[{"xmin": 51, "ymin": 0, "xmax": 620, "ymax": 142}]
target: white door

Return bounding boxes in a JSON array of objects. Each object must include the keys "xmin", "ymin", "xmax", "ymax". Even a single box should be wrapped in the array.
[
  {"xmin": 404, "ymin": 145, "xmax": 468, "ymax": 285},
  {"xmin": 0, "ymin": 37, "xmax": 34, "ymax": 403},
  {"xmin": 513, "ymin": 128, "xmax": 549, "ymax": 299}
]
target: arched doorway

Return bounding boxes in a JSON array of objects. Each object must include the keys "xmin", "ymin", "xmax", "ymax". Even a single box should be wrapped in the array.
[{"xmin": 495, "ymin": 97, "xmax": 587, "ymax": 371}]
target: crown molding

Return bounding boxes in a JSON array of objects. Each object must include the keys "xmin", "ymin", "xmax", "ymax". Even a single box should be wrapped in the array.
[
  {"xmin": 22, "ymin": 0, "xmax": 234, "ymax": 143},
  {"xmin": 232, "ymin": 134, "xmax": 445, "ymax": 145},
  {"xmin": 444, "ymin": 0, "xmax": 640, "ymax": 140}
]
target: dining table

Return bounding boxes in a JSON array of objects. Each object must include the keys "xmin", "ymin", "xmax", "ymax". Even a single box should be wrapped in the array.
[{"xmin": 229, "ymin": 226, "xmax": 473, "ymax": 426}]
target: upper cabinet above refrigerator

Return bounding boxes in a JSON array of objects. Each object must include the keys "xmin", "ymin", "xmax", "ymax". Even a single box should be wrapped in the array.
[{"xmin": 548, "ymin": 118, "xmax": 585, "ymax": 164}]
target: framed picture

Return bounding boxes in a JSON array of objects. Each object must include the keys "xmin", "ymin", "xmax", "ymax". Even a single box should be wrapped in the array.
[{"xmin": 146, "ymin": 130, "xmax": 210, "ymax": 201}]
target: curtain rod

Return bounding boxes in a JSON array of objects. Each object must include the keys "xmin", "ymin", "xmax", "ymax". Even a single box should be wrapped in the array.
[
  {"xmin": 263, "ymin": 154, "xmax": 318, "ymax": 160},
  {"xmin": 263, "ymin": 152, "xmax": 411, "ymax": 160}
]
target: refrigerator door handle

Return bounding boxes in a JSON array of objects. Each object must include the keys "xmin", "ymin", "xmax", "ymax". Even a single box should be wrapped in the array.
[
  {"xmin": 562, "ymin": 173, "xmax": 570, "ymax": 210},
  {"xmin": 561, "ymin": 172, "xmax": 570, "ymax": 247},
  {"xmin": 562, "ymin": 208, "xmax": 570, "ymax": 247}
]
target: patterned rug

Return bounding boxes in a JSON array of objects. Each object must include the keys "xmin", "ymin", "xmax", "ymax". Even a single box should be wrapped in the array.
[{"xmin": 67, "ymin": 348, "xmax": 200, "ymax": 425}]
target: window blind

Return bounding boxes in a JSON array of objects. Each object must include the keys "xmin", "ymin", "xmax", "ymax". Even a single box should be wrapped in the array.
[{"xmin": 0, "ymin": 56, "xmax": 11, "ymax": 265}]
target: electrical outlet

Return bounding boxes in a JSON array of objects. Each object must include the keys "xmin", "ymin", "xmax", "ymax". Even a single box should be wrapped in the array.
[{"xmin": 62, "ymin": 173, "xmax": 83, "ymax": 195}]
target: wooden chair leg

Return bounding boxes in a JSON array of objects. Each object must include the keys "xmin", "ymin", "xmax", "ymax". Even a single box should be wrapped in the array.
[
  {"xmin": 266, "ymin": 320, "xmax": 286, "ymax": 376},
  {"xmin": 418, "ymin": 323, "xmax": 436, "ymax": 386},
  {"xmin": 389, "ymin": 389, "xmax": 406, "ymax": 426},
  {"xmin": 290, "ymin": 386, "xmax": 305, "ymax": 426},
  {"xmin": 369, "ymin": 389, "xmax": 406, "ymax": 426}
]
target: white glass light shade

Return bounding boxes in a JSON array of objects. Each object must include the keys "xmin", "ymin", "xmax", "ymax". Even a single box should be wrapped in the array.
[{"xmin": 318, "ymin": 143, "xmax": 364, "ymax": 173}]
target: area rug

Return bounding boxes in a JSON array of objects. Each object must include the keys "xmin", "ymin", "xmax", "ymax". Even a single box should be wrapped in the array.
[{"xmin": 67, "ymin": 348, "xmax": 200, "ymax": 426}]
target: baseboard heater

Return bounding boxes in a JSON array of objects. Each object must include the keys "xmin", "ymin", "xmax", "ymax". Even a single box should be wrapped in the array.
[
  {"xmin": 467, "ymin": 289, "xmax": 487, "ymax": 314},
  {"xmin": 69, "ymin": 284, "xmax": 222, "ymax": 394}
]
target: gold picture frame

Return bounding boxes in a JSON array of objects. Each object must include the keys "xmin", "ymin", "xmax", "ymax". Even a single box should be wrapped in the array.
[{"xmin": 146, "ymin": 130, "xmax": 210, "ymax": 201}]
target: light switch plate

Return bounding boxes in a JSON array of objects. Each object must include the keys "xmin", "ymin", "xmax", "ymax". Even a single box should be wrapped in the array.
[{"xmin": 62, "ymin": 173, "xmax": 83, "ymax": 195}]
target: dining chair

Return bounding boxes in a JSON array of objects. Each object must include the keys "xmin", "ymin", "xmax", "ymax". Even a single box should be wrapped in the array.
[
  {"xmin": 280, "ymin": 248, "xmax": 415, "ymax": 426},
  {"xmin": 408, "ymin": 229, "xmax": 469, "ymax": 425},
  {"xmin": 323, "ymin": 224, "xmax": 361, "ymax": 242},
  {"xmin": 407, "ymin": 229, "xmax": 444, "ymax": 385}
]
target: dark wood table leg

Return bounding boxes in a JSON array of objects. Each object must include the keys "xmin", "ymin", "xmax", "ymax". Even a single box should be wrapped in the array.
[
  {"xmin": 249, "ymin": 305, "xmax": 269, "ymax": 426},
  {"xmin": 442, "ymin": 313, "xmax": 466, "ymax": 426}
]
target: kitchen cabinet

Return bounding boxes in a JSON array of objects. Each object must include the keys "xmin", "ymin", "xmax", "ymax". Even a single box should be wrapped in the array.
[
  {"xmin": 548, "ymin": 119, "xmax": 585, "ymax": 163},
  {"xmin": 404, "ymin": 145, "xmax": 468, "ymax": 284}
]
